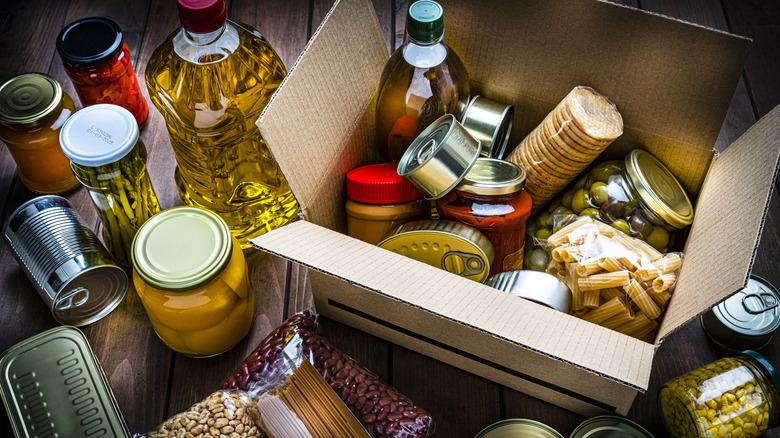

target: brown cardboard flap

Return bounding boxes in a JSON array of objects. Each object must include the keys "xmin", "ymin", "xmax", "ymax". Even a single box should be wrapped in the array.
[
  {"xmin": 658, "ymin": 105, "xmax": 780, "ymax": 341},
  {"xmin": 439, "ymin": 0, "xmax": 750, "ymax": 195},
  {"xmin": 251, "ymin": 221, "xmax": 657, "ymax": 389},
  {"xmin": 257, "ymin": 0, "xmax": 387, "ymax": 230}
]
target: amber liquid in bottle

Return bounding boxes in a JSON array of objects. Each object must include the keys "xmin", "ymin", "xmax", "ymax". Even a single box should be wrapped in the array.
[{"xmin": 146, "ymin": 21, "xmax": 297, "ymax": 247}]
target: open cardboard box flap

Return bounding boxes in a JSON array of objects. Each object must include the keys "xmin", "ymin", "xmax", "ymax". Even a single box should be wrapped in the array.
[{"xmin": 253, "ymin": 0, "xmax": 780, "ymax": 411}]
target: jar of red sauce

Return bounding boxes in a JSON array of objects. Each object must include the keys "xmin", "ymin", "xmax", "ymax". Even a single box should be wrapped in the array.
[
  {"xmin": 56, "ymin": 17, "xmax": 148, "ymax": 126},
  {"xmin": 437, "ymin": 157, "xmax": 531, "ymax": 275}
]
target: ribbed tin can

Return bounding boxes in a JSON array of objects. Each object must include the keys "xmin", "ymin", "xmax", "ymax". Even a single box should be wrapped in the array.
[
  {"xmin": 475, "ymin": 419, "xmax": 564, "ymax": 438},
  {"xmin": 0, "ymin": 326, "xmax": 130, "ymax": 437},
  {"xmin": 486, "ymin": 270, "xmax": 572, "ymax": 313},
  {"xmin": 570, "ymin": 416, "xmax": 654, "ymax": 437},
  {"xmin": 3, "ymin": 195, "xmax": 128, "ymax": 325},
  {"xmin": 460, "ymin": 95, "xmax": 514, "ymax": 159}
]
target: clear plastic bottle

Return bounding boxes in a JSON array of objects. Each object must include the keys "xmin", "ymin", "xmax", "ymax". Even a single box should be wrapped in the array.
[
  {"xmin": 145, "ymin": 0, "xmax": 297, "ymax": 247},
  {"xmin": 374, "ymin": 0, "xmax": 470, "ymax": 163}
]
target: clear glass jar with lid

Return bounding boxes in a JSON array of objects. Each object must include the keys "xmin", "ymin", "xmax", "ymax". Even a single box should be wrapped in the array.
[
  {"xmin": 59, "ymin": 104, "xmax": 161, "ymax": 265},
  {"xmin": 131, "ymin": 206, "xmax": 255, "ymax": 357},
  {"xmin": 436, "ymin": 158, "xmax": 532, "ymax": 276},
  {"xmin": 658, "ymin": 351, "xmax": 780, "ymax": 438},
  {"xmin": 0, "ymin": 73, "xmax": 80, "ymax": 194}
]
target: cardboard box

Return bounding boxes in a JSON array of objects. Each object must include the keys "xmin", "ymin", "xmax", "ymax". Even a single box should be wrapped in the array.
[{"xmin": 251, "ymin": 0, "xmax": 780, "ymax": 416}]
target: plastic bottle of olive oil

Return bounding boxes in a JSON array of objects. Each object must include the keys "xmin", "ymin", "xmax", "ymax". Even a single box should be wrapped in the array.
[
  {"xmin": 145, "ymin": 0, "xmax": 297, "ymax": 247},
  {"xmin": 374, "ymin": 0, "xmax": 470, "ymax": 163}
]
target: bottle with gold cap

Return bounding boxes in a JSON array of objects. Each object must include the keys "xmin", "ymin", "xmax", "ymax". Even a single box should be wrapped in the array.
[
  {"xmin": 374, "ymin": 0, "xmax": 470, "ymax": 163},
  {"xmin": 0, "ymin": 73, "xmax": 80, "ymax": 194}
]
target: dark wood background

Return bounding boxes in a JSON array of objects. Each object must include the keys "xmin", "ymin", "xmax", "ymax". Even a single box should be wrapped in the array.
[{"xmin": 1, "ymin": 0, "xmax": 779, "ymax": 437}]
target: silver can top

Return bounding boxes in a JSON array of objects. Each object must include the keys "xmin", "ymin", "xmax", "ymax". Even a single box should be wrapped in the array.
[
  {"xmin": 705, "ymin": 275, "xmax": 780, "ymax": 341},
  {"xmin": 485, "ymin": 270, "xmax": 572, "ymax": 313},
  {"xmin": 570, "ymin": 415, "xmax": 653, "ymax": 438}
]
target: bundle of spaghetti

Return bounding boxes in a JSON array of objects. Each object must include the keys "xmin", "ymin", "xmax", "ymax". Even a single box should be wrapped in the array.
[
  {"xmin": 541, "ymin": 216, "xmax": 684, "ymax": 341},
  {"xmin": 254, "ymin": 360, "xmax": 370, "ymax": 438}
]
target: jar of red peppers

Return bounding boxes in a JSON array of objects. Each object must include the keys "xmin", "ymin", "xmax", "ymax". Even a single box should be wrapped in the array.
[
  {"xmin": 436, "ymin": 157, "xmax": 531, "ymax": 275},
  {"xmin": 56, "ymin": 17, "xmax": 148, "ymax": 126}
]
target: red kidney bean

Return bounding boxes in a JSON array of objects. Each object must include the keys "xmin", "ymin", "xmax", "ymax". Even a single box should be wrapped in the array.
[{"xmin": 223, "ymin": 311, "xmax": 435, "ymax": 438}]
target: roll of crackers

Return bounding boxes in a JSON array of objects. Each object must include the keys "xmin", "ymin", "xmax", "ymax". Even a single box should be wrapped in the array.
[{"xmin": 506, "ymin": 86, "xmax": 623, "ymax": 213}]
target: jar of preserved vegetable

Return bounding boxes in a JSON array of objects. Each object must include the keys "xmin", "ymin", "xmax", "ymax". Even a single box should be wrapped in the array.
[
  {"xmin": 131, "ymin": 206, "xmax": 255, "ymax": 357},
  {"xmin": 59, "ymin": 104, "xmax": 161, "ymax": 266},
  {"xmin": 659, "ymin": 351, "xmax": 780, "ymax": 438},
  {"xmin": 0, "ymin": 73, "xmax": 80, "ymax": 194},
  {"xmin": 57, "ymin": 17, "xmax": 148, "ymax": 125},
  {"xmin": 346, "ymin": 163, "xmax": 428, "ymax": 245},
  {"xmin": 437, "ymin": 158, "xmax": 531, "ymax": 275}
]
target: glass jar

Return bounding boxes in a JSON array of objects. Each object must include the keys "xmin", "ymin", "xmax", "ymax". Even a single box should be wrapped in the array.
[
  {"xmin": 659, "ymin": 351, "xmax": 780, "ymax": 438},
  {"xmin": 131, "ymin": 206, "xmax": 255, "ymax": 357},
  {"xmin": 346, "ymin": 163, "xmax": 429, "ymax": 245},
  {"xmin": 57, "ymin": 17, "xmax": 148, "ymax": 125},
  {"xmin": 437, "ymin": 158, "xmax": 531, "ymax": 275},
  {"xmin": 0, "ymin": 73, "xmax": 80, "ymax": 194},
  {"xmin": 59, "ymin": 104, "xmax": 161, "ymax": 265}
]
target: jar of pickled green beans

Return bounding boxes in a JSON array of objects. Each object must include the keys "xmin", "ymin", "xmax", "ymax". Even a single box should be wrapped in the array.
[
  {"xmin": 60, "ymin": 104, "xmax": 160, "ymax": 265},
  {"xmin": 658, "ymin": 351, "xmax": 780, "ymax": 438}
]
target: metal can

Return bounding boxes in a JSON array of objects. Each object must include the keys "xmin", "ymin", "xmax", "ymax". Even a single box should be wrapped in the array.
[
  {"xmin": 701, "ymin": 275, "xmax": 780, "ymax": 351},
  {"xmin": 485, "ymin": 270, "xmax": 572, "ymax": 313},
  {"xmin": 0, "ymin": 326, "xmax": 130, "ymax": 437},
  {"xmin": 570, "ymin": 415, "xmax": 653, "ymax": 437},
  {"xmin": 3, "ymin": 195, "xmax": 128, "ymax": 326},
  {"xmin": 460, "ymin": 95, "xmax": 514, "ymax": 159},
  {"xmin": 378, "ymin": 219, "xmax": 494, "ymax": 283},
  {"xmin": 475, "ymin": 419, "xmax": 564, "ymax": 438},
  {"xmin": 397, "ymin": 114, "xmax": 482, "ymax": 200}
]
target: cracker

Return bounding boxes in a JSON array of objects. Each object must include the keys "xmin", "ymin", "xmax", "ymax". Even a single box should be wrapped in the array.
[{"xmin": 561, "ymin": 86, "xmax": 623, "ymax": 142}]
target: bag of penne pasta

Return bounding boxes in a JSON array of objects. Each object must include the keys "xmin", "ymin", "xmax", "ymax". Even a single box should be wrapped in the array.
[{"xmin": 539, "ymin": 215, "xmax": 683, "ymax": 342}]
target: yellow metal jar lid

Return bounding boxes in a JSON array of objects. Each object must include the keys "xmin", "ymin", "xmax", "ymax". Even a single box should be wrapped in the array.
[
  {"xmin": 0, "ymin": 73, "xmax": 63, "ymax": 128},
  {"xmin": 131, "ymin": 207, "xmax": 232, "ymax": 291},
  {"xmin": 624, "ymin": 149, "xmax": 693, "ymax": 229},
  {"xmin": 455, "ymin": 157, "xmax": 525, "ymax": 196}
]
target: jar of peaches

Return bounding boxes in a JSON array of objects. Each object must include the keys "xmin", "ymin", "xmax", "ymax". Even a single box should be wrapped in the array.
[
  {"xmin": 658, "ymin": 351, "xmax": 780, "ymax": 438},
  {"xmin": 131, "ymin": 206, "xmax": 254, "ymax": 357}
]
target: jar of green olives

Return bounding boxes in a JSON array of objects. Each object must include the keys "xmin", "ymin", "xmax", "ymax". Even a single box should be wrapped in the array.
[
  {"xmin": 524, "ymin": 149, "xmax": 693, "ymax": 271},
  {"xmin": 658, "ymin": 351, "xmax": 780, "ymax": 438}
]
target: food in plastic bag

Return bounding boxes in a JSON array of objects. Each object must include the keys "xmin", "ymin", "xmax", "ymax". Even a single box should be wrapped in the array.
[
  {"xmin": 224, "ymin": 311, "xmax": 435, "ymax": 438},
  {"xmin": 542, "ymin": 216, "xmax": 683, "ymax": 341},
  {"xmin": 134, "ymin": 390, "xmax": 263, "ymax": 438},
  {"xmin": 506, "ymin": 86, "xmax": 623, "ymax": 213}
]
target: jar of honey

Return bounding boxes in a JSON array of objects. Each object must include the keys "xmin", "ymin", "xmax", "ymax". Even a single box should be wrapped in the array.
[
  {"xmin": 131, "ymin": 206, "xmax": 255, "ymax": 357},
  {"xmin": 57, "ymin": 17, "xmax": 148, "ymax": 125},
  {"xmin": 659, "ymin": 351, "xmax": 780, "ymax": 438},
  {"xmin": 437, "ymin": 158, "xmax": 531, "ymax": 275},
  {"xmin": 0, "ymin": 73, "xmax": 79, "ymax": 194}
]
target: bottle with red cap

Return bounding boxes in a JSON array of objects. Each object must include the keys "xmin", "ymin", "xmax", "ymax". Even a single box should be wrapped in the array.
[
  {"xmin": 346, "ymin": 164, "xmax": 429, "ymax": 245},
  {"xmin": 145, "ymin": 0, "xmax": 297, "ymax": 247}
]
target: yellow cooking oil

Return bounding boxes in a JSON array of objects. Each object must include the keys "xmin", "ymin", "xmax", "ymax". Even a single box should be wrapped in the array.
[{"xmin": 145, "ymin": 19, "xmax": 297, "ymax": 246}]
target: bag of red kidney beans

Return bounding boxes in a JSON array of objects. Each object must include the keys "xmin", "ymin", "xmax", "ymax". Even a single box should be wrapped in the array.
[{"xmin": 223, "ymin": 311, "xmax": 435, "ymax": 438}]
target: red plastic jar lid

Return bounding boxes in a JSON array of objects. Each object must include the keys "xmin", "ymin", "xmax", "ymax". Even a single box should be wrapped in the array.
[
  {"xmin": 177, "ymin": 0, "xmax": 227, "ymax": 33},
  {"xmin": 347, "ymin": 164, "xmax": 423, "ymax": 204}
]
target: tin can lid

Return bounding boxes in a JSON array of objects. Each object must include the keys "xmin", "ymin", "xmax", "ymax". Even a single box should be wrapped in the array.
[
  {"xmin": 570, "ymin": 415, "xmax": 653, "ymax": 438},
  {"xmin": 623, "ymin": 149, "xmax": 693, "ymax": 229},
  {"xmin": 485, "ymin": 270, "xmax": 571, "ymax": 313},
  {"xmin": 57, "ymin": 17, "xmax": 123, "ymax": 66},
  {"xmin": 475, "ymin": 419, "xmax": 564, "ymax": 438},
  {"xmin": 456, "ymin": 158, "xmax": 526, "ymax": 196},
  {"xmin": 132, "ymin": 206, "xmax": 232, "ymax": 291},
  {"xmin": 460, "ymin": 95, "xmax": 515, "ymax": 159},
  {"xmin": 0, "ymin": 73, "xmax": 63, "ymax": 128},
  {"xmin": 709, "ymin": 275, "xmax": 780, "ymax": 336},
  {"xmin": 0, "ymin": 326, "xmax": 130, "ymax": 437},
  {"xmin": 407, "ymin": 0, "xmax": 444, "ymax": 43},
  {"xmin": 60, "ymin": 104, "xmax": 139, "ymax": 166},
  {"xmin": 347, "ymin": 164, "xmax": 424, "ymax": 204}
]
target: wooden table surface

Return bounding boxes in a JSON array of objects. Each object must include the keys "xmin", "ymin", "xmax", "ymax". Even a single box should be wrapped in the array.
[{"xmin": 1, "ymin": 0, "xmax": 779, "ymax": 437}]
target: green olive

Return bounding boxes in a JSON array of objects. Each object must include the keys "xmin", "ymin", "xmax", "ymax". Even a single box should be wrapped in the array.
[
  {"xmin": 536, "ymin": 228, "xmax": 552, "ymax": 240},
  {"xmin": 591, "ymin": 162, "xmax": 622, "ymax": 183},
  {"xmin": 536, "ymin": 211, "xmax": 550, "ymax": 228},
  {"xmin": 590, "ymin": 181, "xmax": 609, "ymax": 205},
  {"xmin": 610, "ymin": 218, "xmax": 631, "ymax": 236},
  {"xmin": 526, "ymin": 248, "xmax": 551, "ymax": 271},
  {"xmin": 646, "ymin": 226, "xmax": 670, "ymax": 251},
  {"xmin": 580, "ymin": 207, "xmax": 599, "ymax": 218},
  {"xmin": 571, "ymin": 188, "xmax": 589, "ymax": 214},
  {"xmin": 560, "ymin": 188, "xmax": 575, "ymax": 209}
]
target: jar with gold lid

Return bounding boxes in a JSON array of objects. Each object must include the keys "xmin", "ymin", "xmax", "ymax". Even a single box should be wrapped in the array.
[
  {"xmin": 0, "ymin": 73, "xmax": 80, "ymax": 194},
  {"xmin": 659, "ymin": 351, "xmax": 780, "ymax": 438},
  {"xmin": 437, "ymin": 157, "xmax": 531, "ymax": 275},
  {"xmin": 131, "ymin": 206, "xmax": 255, "ymax": 357}
]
